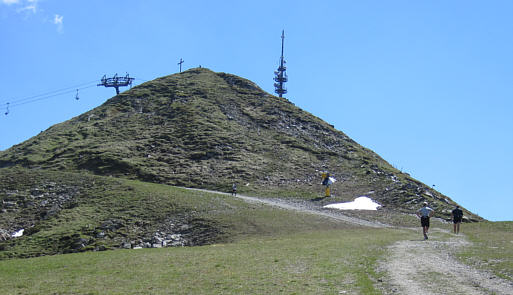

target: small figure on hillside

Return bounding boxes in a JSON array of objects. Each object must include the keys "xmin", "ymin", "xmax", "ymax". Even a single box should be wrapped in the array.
[
  {"xmin": 321, "ymin": 172, "xmax": 335, "ymax": 197},
  {"xmin": 231, "ymin": 183, "xmax": 237, "ymax": 196},
  {"xmin": 416, "ymin": 201, "xmax": 434, "ymax": 240},
  {"xmin": 451, "ymin": 205, "xmax": 464, "ymax": 234}
]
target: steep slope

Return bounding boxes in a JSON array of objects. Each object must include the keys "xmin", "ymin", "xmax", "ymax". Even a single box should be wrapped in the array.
[{"xmin": 0, "ymin": 68, "xmax": 480, "ymax": 221}]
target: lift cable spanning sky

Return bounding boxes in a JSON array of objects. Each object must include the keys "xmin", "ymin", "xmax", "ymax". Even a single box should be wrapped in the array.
[
  {"xmin": 3, "ymin": 33, "xmax": 288, "ymax": 117},
  {"xmin": 1, "ymin": 75, "xmax": 149, "ymax": 116},
  {"xmin": 274, "ymin": 30, "xmax": 288, "ymax": 98}
]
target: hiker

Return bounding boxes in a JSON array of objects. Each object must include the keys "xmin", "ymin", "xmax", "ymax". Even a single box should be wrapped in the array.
[
  {"xmin": 416, "ymin": 201, "xmax": 434, "ymax": 240},
  {"xmin": 451, "ymin": 205, "xmax": 463, "ymax": 234},
  {"xmin": 231, "ymin": 183, "xmax": 237, "ymax": 196},
  {"xmin": 321, "ymin": 172, "xmax": 333, "ymax": 197}
]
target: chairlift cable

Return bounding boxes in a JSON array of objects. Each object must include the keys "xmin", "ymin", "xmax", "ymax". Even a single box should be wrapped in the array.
[
  {"xmin": 8, "ymin": 84, "xmax": 97, "ymax": 109},
  {"xmin": 0, "ymin": 80, "xmax": 98, "ymax": 106},
  {"xmin": 1, "ymin": 76, "xmax": 150, "ymax": 115}
]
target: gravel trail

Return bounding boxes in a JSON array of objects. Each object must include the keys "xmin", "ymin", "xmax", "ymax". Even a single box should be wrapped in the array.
[
  {"xmin": 379, "ymin": 230, "xmax": 513, "ymax": 294},
  {"xmin": 187, "ymin": 188, "xmax": 388, "ymax": 228},
  {"xmin": 187, "ymin": 188, "xmax": 513, "ymax": 294}
]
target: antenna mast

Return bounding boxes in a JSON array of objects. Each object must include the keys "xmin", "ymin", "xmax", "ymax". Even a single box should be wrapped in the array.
[
  {"xmin": 274, "ymin": 30, "xmax": 288, "ymax": 98},
  {"xmin": 97, "ymin": 73, "xmax": 134, "ymax": 95}
]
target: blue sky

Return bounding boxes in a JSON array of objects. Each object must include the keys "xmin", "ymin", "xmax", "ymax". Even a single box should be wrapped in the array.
[{"xmin": 1, "ymin": 1, "xmax": 512, "ymax": 221}]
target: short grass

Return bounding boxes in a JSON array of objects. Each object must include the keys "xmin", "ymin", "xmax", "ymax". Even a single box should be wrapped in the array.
[
  {"xmin": 456, "ymin": 221, "xmax": 513, "ymax": 281},
  {"xmin": 0, "ymin": 168, "xmax": 354, "ymax": 259},
  {"xmin": 0, "ymin": 228, "xmax": 408, "ymax": 295}
]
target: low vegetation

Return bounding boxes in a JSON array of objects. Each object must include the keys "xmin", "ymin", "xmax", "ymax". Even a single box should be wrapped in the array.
[
  {"xmin": 456, "ymin": 221, "xmax": 513, "ymax": 281},
  {"xmin": 0, "ymin": 228, "xmax": 409, "ymax": 294},
  {"xmin": 2, "ymin": 222, "xmax": 511, "ymax": 294},
  {"xmin": 0, "ymin": 167, "xmax": 350, "ymax": 259}
]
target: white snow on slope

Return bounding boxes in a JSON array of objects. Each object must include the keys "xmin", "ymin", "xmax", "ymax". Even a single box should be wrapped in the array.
[
  {"xmin": 12, "ymin": 229, "xmax": 24, "ymax": 237},
  {"xmin": 324, "ymin": 196, "xmax": 381, "ymax": 210}
]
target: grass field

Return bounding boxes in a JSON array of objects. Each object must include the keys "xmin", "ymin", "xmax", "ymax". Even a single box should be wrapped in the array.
[
  {"xmin": 0, "ymin": 228, "xmax": 409, "ymax": 295},
  {"xmin": 456, "ymin": 221, "xmax": 513, "ymax": 281},
  {"xmin": 1, "ymin": 169, "xmax": 511, "ymax": 294},
  {"xmin": 0, "ymin": 169, "xmax": 359, "ymax": 259},
  {"xmin": 1, "ymin": 218, "xmax": 512, "ymax": 294}
]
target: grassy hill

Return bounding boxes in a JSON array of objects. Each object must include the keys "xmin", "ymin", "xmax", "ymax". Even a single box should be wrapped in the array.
[
  {"xmin": 0, "ymin": 68, "xmax": 478, "ymax": 217},
  {"xmin": 1, "ymin": 68, "xmax": 511, "ymax": 294},
  {"xmin": 0, "ymin": 168, "xmax": 351, "ymax": 260},
  {"xmin": 0, "ymin": 68, "xmax": 483, "ymax": 259}
]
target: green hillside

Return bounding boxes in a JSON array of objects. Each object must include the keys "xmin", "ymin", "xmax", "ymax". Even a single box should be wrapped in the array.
[
  {"xmin": 0, "ymin": 168, "xmax": 350, "ymax": 259},
  {"xmin": 0, "ymin": 68, "xmax": 477, "ymax": 217},
  {"xmin": 0, "ymin": 68, "xmax": 483, "ymax": 258}
]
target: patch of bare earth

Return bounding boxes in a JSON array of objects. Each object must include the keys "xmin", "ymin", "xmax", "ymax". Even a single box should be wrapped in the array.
[{"xmin": 378, "ymin": 230, "xmax": 513, "ymax": 295}]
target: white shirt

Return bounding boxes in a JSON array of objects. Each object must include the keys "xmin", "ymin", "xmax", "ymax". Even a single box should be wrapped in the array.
[{"xmin": 418, "ymin": 206, "xmax": 433, "ymax": 217}]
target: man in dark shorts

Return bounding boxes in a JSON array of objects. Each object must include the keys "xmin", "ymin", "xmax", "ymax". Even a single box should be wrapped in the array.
[
  {"xmin": 451, "ymin": 205, "xmax": 463, "ymax": 234},
  {"xmin": 416, "ymin": 202, "xmax": 434, "ymax": 240}
]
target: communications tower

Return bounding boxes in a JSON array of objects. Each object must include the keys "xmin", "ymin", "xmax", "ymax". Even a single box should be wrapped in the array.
[{"xmin": 274, "ymin": 30, "xmax": 287, "ymax": 97}]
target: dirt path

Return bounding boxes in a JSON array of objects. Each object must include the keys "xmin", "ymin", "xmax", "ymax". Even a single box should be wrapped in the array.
[
  {"xmin": 379, "ymin": 229, "xmax": 513, "ymax": 295},
  {"xmin": 186, "ymin": 188, "xmax": 513, "ymax": 294},
  {"xmin": 187, "ymin": 188, "xmax": 388, "ymax": 228}
]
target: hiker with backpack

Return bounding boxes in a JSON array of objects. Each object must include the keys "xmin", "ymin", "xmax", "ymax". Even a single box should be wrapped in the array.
[
  {"xmin": 416, "ymin": 202, "xmax": 434, "ymax": 240},
  {"xmin": 451, "ymin": 205, "xmax": 463, "ymax": 234}
]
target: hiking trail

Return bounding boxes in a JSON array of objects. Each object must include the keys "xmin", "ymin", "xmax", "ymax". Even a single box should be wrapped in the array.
[
  {"xmin": 378, "ymin": 229, "xmax": 513, "ymax": 295},
  {"xmin": 187, "ymin": 188, "xmax": 513, "ymax": 294}
]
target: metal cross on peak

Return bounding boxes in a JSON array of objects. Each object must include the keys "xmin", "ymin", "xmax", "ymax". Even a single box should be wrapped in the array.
[{"xmin": 178, "ymin": 58, "xmax": 184, "ymax": 72}]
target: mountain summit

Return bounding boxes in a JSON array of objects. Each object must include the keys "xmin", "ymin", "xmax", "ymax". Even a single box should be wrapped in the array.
[{"xmin": 0, "ymin": 68, "xmax": 480, "ymax": 220}]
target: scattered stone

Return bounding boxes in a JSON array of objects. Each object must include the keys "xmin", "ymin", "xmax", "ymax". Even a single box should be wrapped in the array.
[
  {"xmin": 72, "ymin": 238, "xmax": 88, "ymax": 250},
  {"xmin": 0, "ymin": 229, "xmax": 10, "ymax": 241}
]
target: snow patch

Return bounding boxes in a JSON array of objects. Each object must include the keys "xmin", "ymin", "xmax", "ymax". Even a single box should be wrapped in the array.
[
  {"xmin": 323, "ymin": 196, "xmax": 381, "ymax": 211},
  {"xmin": 12, "ymin": 229, "xmax": 24, "ymax": 238}
]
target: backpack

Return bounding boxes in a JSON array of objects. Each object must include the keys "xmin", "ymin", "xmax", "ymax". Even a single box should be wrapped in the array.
[{"xmin": 453, "ymin": 208, "xmax": 463, "ymax": 218}]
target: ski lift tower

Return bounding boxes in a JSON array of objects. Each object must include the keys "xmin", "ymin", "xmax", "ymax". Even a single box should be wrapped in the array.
[
  {"xmin": 274, "ymin": 30, "xmax": 288, "ymax": 98},
  {"xmin": 97, "ymin": 73, "xmax": 134, "ymax": 95}
]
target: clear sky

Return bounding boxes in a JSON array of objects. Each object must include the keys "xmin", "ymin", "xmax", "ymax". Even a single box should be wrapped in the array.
[{"xmin": 1, "ymin": 1, "xmax": 512, "ymax": 221}]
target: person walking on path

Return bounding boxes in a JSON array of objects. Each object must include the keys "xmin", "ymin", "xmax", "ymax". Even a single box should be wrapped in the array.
[
  {"xmin": 416, "ymin": 202, "xmax": 434, "ymax": 240},
  {"xmin": 231, "ymin": 183, "xmax": 237, "ymax": 196},
  {"xmin": 451, "ymin": 205, "xmax": 463, "ymax": 234}
]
